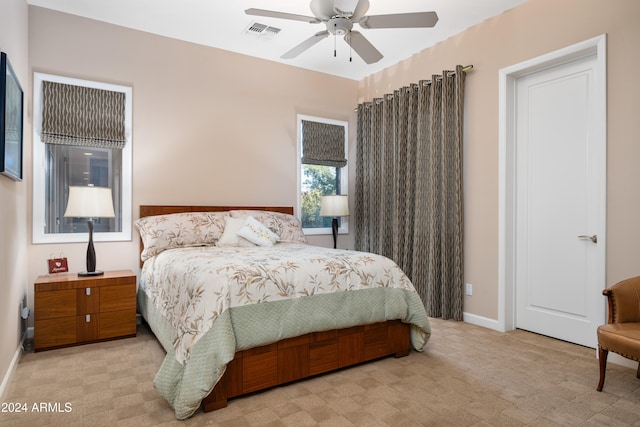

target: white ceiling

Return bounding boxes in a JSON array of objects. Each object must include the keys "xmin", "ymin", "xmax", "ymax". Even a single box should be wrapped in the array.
[{"xmin": 27, "ymin": 0, "xmax": 528, "ymax": 81}]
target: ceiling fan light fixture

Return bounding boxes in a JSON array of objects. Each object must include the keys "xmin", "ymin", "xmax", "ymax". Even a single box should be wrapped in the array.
[{"xmin": 327, "ymin": 17, "xmax": 353, "ymax": 35}]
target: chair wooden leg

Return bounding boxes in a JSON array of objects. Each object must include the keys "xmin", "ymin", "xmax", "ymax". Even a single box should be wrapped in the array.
[
  {"xmin": 597, "ymin": 347, "xmax": 608, "ymax": 391},
  {"xmin": 636, "ymin": 362, "xmax": 640, "ymax": 379}
]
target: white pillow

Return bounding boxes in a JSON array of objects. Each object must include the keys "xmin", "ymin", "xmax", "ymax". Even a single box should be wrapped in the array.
[
  {"xmin": 237, "ymin": 216, "xmax": 280, "ymax": 247},
  {"xmin": 230, "ymin": 210, "xmax": 307, "ymax": 244},
  {"xmin": 217, "ymin": 216, "xmax": 255, "ymax": 247}
]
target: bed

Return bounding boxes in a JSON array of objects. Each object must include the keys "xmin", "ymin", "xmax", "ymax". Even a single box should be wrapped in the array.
[{"xmin": 136, "ymin": 205, "xmax": 431, "ymax": 419}]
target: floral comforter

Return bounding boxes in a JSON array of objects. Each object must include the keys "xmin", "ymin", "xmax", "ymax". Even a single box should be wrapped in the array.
[{"xmin": 139, "ymin": 243, "xmax": 430, "ymax": 418}]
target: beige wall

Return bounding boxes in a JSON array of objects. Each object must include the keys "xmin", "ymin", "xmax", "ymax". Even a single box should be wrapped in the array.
[
  {"xmin": 0, "ymin": 0, "xmax": 29, "ymax": 398},
  {"xmin": 27, "ymin": 7, "xmax": 358, "ymax": 315},
  {"xmin": 359, "ymin": 0, "xmax": 640, "ymax": 319}
]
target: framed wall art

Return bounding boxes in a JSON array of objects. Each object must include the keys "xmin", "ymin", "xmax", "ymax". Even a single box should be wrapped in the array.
[{"xmin": 0, "ymin": 51, "xmax": 24, "ymax": 181}]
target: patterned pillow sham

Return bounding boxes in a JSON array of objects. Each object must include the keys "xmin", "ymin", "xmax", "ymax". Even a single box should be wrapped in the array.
[
  {"xmin": 237, "ymin": 216, "xmax": 280, "ymax": 247},
  {"xmin": 136, "ymin": 211, "xmax": 227, "ymax": 261},
  {"xmin": 229, "ymin": 210, "xmax": 308, "ymax": 244},
  {"xmin": 216, "ymin": 216, "xmax": 255, "ymax": 247}
]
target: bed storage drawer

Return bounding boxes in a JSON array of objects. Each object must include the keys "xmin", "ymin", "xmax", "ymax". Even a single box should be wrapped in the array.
[
  {"xmin": 364, "ymin": 322, "xmax": 391, "ymax": 360},
  {"xmin": 278, "ymin": 335, "xmax": 310, "ymax": 383},
  {"xmin": 310, "ymin": 330, "xmax": 339, "ymax": 376},
  {"xmin": 242, "ymin": 343, "xmax": 279, "ymax": 393}
]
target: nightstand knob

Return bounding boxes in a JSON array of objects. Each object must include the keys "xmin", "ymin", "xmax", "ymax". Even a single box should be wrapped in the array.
[
  {"xmin": 86, "ymin": 314, "xmax": 91, "ymax": 323},
  {"xmin": 86, "ymin": 287, "xmax": 91, "ymax": 296}
]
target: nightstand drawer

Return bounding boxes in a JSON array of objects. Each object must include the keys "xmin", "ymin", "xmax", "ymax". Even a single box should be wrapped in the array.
[
  {"xmin": 34, "ymin": 317, "xmax": 77, "ymax": 349},
  {"xmin": 77, "ymin": 286, "xmax": 100, "ymax": 314},
  {"xmin": 77, "ymin": 313, "xmax": 100, "ymax": 342},
  {"xmin": 100, "ymin": 284, "xmax": 136, "ymax": 312},
  {"xmin": 99, "ymin": 309, "xmax": 137, "ymax": 339},
  {"xmin": 35, "ymin": 289, "xmax": 76, "ymax": 320}
]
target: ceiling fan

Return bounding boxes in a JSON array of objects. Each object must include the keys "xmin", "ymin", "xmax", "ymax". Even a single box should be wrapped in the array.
[{"xmin": 245, "ymin": 0, "xmax": 438, "ymax": 64}]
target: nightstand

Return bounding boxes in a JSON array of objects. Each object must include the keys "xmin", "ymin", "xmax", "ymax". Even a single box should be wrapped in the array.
[{"xmin": 34, "ymin": 269, "xmax": 137, "ymax": 351}]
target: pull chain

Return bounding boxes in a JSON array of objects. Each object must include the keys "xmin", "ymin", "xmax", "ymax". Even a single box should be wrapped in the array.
[
  {"xmin": 349, "ymin": 31, "xmax": 352, "ymax": 62},
  {"xmin": 334, "ymin": 24, "xmax": 337, "ymax": 57}
]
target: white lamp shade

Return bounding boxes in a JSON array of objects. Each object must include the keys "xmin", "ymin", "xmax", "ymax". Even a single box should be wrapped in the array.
[
  {"xmin": 64, "ymin": 186, "xmax": 116, "ymax": 218},
  {"xmin": 320, "ymin": 195, "xmax": 349, "ymax": 217}
]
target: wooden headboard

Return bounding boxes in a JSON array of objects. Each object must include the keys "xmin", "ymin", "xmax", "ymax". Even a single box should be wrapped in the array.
[
  {"xmin": 139, "ymin": 205, "xmax": 293, "ymax": 218},
  {"xmin": 138, "ymin": 205, "xmax": 294, "ymax": 266}
]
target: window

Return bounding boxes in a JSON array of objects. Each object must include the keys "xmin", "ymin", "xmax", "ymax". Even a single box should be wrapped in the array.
[
  {"xmin": 297, "ymin": 115, "xmax": 348, "ymax": 235},
  {"xmin": 32, "ymin": 73, "xmax": 132, "ymax": 244}
]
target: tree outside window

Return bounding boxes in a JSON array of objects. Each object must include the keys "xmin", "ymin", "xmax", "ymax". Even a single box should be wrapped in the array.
[{"xmin": 301, "ymin": 164, "xmax": 339, "ymax": 228}]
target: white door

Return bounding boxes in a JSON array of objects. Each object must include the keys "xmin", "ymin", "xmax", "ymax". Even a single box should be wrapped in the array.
[{"xmin": 514, "ymin": 53, "xmax": 605, "ymax": 348}]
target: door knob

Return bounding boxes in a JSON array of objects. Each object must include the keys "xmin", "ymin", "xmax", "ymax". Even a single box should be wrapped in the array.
[{"xmin": 578, "ymin": 234, "xmax": 597, "ymax": 244}]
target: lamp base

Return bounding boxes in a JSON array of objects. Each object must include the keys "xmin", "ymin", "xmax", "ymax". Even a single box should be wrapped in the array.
[
  {"xmin": 78, "ymin": 270, "xmax": 104, "ymax": 277},
  {"xmin": 331, "ymin": 217, "xmax": 339, "ymax": 249}
]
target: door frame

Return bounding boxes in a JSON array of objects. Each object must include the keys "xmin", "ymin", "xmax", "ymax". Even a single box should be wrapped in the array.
[{"xmin": 498, "ymin": 34, "xmax": 607, "ymax": 333}]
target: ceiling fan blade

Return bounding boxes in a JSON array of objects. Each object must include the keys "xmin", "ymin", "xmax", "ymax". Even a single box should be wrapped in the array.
[
  {"xmin": 350, "ymin": 0, "xmax": 370, "ymax": 21},
  {"xmin": 344, "ymin": 31, "xmax": 382, "ymax": 64},
  {"xmin": 245, "ymin": 8, "xmax": 320, "ymax": 24},
  {"xmin": 281, "ymin": 31, "xmax": 330, "ymax": 59},
  {"xmin": 359, "ymin": 11, "xmax": 439, "ymax": 29}
]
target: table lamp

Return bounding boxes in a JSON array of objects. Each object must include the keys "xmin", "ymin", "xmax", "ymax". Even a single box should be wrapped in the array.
[
  {"xmin": 320, "ymin": 195, "xmax": 349, "ymax": 249},
  {"xmin": 64, "ymin": 186, "xmax": 115, "ymax": 276}
]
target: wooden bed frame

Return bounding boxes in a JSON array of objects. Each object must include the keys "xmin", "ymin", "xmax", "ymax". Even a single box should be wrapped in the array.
[{"xmin": 138, "ymin": 205, "xmax": 412, "ymax": 412}]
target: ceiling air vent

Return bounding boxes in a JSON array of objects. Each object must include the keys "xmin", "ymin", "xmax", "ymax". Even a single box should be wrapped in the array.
[{"xmin": 243, "ymin": 22, "xmax": 281, "ymax": 40}]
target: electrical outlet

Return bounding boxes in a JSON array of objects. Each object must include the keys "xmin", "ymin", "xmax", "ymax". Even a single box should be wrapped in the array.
[
  {"xmin": 465, "ymin": 283, "xmax": 473, "ymax": 296},
  {"xmin": 19, "ymin": 295, "xmax": 29, "ymax": 319}
]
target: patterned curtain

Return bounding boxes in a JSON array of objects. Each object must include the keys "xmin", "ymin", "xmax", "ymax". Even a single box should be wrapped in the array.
[
  {"xmin": 355, "ymin": 65, "xmax": 466, "ymax": 320},
  {"xmin": 41, "ymin": 81, "xmax": 126, "ymax": 149}
]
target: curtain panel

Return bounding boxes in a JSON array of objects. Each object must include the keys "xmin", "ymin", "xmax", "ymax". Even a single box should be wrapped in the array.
[
  {"xmin": 355, "ymin": 65, "xmax": 466, "ymax": 320},
  {"xmin": 41, "ymin": 81, "xmax": 126, "ymax": 149},
  {"xmin": 301, "ymin": 120, "xmax": 347, "ymax": 167}
]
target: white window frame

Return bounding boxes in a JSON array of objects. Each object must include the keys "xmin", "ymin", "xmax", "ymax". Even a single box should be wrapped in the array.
[
  {"xmin": 296, "ymin": 114, "xmax": 349, "ymax": 236},
  {"xmin": 32, "ymin": 72, "xmax": 132, "ymax": 244}
]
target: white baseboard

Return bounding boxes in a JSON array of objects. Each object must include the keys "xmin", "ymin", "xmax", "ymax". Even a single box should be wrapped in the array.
[
  {"xmin": 0, "ymin": 335, "xmax": 25, "ymax": 402},
  {"xmin": 463, "ymin": 312, "xmax": 501, "ymax": 330}
]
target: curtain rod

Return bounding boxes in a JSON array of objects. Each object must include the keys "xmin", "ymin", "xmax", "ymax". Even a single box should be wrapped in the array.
[
  {"xmin": 354, "ymin": 64, "xmax": 473, "ymax": 111},
  {"xmin": 441, "ymin": 64, "xmax": 474, "ymax": 79}
]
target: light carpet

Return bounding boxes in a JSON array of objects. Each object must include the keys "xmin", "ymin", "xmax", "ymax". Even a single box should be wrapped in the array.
[{"xmin": 1, "ymin": 318, "xmax": 639, "ymax": 426}]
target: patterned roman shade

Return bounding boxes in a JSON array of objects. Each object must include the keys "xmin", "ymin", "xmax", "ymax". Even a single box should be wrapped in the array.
[
  {"xmin": 41, "ymin": 81, "xmax": 126, "ymax": 149},
  {"xmin": 301, "ymin": 120, "xmax": 347, "ymax": 168}
]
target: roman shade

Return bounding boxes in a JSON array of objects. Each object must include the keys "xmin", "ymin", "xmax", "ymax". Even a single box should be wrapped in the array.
[
  {"xmin": 41, "ymin": 81, "xmax": 126, "ymax": 149},
  {"xmin": 301, "ymin": 120, "xmax": 347, "ymax": 168}
]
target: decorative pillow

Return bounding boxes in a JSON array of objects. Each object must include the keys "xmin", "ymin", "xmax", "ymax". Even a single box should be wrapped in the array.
[
  {"xmin": 216, "ymin": 216, "xmax": 256, "ymax": 247},
  {"xmin": 237, "ymin": 216, "xmax": 280, "ymax": 247},
  {"xmin": 230, "ymin": 210, "xmax": 308, "ymax": 244},
  {"xmin": 136, "ymin": 212, "xmax": 227, "ymax": 261}
]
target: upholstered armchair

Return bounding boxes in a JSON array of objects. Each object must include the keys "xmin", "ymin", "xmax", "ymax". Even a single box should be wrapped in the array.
[{"xmin": 596, "ymin": 276, "xmax": 640, "ymax": 391}]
